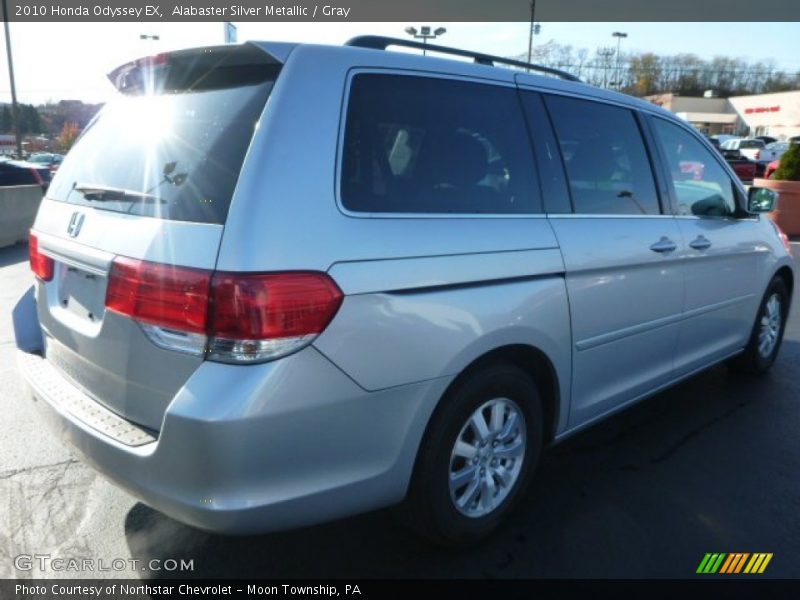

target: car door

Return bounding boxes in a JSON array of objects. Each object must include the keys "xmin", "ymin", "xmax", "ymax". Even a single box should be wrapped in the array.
[
  {"xmin": 647, "ymin": 116, "xmax": 765, "ymax": 375},
  {"xmin": 520, "ymin": 90, "xmax": 684, "ymax": 426}
]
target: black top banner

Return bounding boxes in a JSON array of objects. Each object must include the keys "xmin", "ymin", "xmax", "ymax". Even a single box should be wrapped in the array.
[{"xmin": 3, "ymin": 0, "xmax": 800, "ymax": 22}]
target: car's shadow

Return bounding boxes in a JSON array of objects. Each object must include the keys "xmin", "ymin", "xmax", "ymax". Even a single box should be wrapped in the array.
[
  {"xmin": 125, "ymin": 335, "xmax": 800, "ymax": 578},
  {"xmin": 0, "ymin": 242, "xmax": 28, "ymax": 268}
]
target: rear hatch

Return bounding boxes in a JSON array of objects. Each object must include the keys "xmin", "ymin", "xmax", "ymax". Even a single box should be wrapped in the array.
[{"xmin": 30, "ymin": 44, "xmax": 282, "ymax": 432}]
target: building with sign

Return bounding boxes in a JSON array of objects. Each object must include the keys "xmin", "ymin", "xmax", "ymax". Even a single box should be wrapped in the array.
[
  {"xmin": 646, "ymin": 90, "xmax": 800, "ymax": 140},
  {"xmin": 728, "ymin": 90, "xmax": 800, "ymax": 140},
  {"xmin": 645, "ymin": 93, "xmax": 739, "ymax": 136}
]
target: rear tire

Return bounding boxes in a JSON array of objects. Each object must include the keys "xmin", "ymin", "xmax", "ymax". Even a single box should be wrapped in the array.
[
  {"xmin": 402, "ymin": 363, "xmax": 543, "ymax": 546},
  {"xmin": 729, "ymin": 277, "xmax": 789, "ymax": 374}
]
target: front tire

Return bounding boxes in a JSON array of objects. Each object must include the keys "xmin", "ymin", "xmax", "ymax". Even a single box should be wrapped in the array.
[
  {"xmin": 403, "ymin": 363, "xmax": 543, "ymax": 546},
  {"xmin": 729, "ymin": 277, "xmax": 790, "ymax": 374}
]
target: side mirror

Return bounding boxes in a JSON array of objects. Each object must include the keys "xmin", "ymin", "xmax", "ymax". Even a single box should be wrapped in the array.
[{"xmin": 748, "ymin": 186, "xmax": 778, "ymax": 213}]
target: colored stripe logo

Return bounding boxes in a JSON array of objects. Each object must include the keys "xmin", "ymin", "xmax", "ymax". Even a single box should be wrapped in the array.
[{"xmin": 697, "ymin": 553, "xmax": 773, "ymax": 574}]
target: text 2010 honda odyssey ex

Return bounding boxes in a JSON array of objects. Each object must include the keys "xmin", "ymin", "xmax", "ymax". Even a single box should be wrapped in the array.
[{"xmin": 15, "ymin": 38, "xmax": 795, "ymax": 544}]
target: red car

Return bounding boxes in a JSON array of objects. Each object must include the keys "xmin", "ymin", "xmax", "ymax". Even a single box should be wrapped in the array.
[
  {"xmin": 765, "ymin": 159, "xmax": 780, "ymax": 179},
  {"xmin": 719, "ymin": 147, "xmax": 757, "ymax": 183},
  {"xmin": 730, "ymin": 160, "xmax": 757, "ymax": 182}
]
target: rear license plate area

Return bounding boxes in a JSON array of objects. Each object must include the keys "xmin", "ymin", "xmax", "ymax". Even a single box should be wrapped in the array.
[{"xmin": 57, "ymin": 264, "xmax": 107, "ymax": 324}]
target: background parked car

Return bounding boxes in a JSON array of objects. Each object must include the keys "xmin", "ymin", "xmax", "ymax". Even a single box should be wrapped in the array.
[
  {"xmin": 764, "ymin": 142, "xmax": 800, "ymax": 179},
  {"xmin": 27, "ymin": 153, "xmax": 64, "ymax": 173},
  {"xmin": 720, "ymin": 138, "xmax": 765, "ymax": 161},
  {"xmin": 720, "ymin": 148, "xmax": 757, "ymax": 182},
  {"xmin": 761, "ymin": 141, "xmax": 793, "ymax": 164},
  {"xmin": 711, "ymin": 134, "xmax": 739, "ymax": 146},
  {"xmin": 765, "ymin": 159, "xmax": 781, "ymax": 179},
  {"xmin": 0, "ymin": 160, "xmax": 52, "ymax": 191},
  {"xmin": 755, "ymin": 135, "xmax": 778, "ymax": 145}
]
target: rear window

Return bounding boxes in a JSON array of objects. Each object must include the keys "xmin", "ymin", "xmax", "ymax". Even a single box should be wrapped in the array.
[
  {"xmin": 739, "ymin": 140, "xmax": 764, "ymax": 149},
  {"xmin": 47, "ymin": 48, "xmax": 278, "ymax": 224},
  {"xmin": 341, "ymin": 74, "xmax": 540, "ymax": 214}
]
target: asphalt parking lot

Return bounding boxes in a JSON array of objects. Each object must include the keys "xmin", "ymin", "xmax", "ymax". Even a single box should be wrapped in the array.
[{"xmin": 1, "ymin": 241, "xmax": 799, "ymax": 580}]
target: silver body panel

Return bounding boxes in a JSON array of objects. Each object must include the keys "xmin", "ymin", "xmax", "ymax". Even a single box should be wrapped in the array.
[
  {"xmin": 547, "ymin": 216, "xmax": 685, "ymax": 425},
  {"xmin": 16, "ymin": 40, "xmax": 795, "ymax": 533}
]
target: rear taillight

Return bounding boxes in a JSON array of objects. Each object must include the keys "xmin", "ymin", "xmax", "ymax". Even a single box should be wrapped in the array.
[
  {"xmin": 106, "ymin": 257, "xmax": 211, "ymax": 334},
  {"xmin": 207, "ymin": 272, "xmax": 343, "ymax": 363},
  {"xmin": 104, "ymin": 258, "xmax": 343, "ymax": 363},
  {"xmin": 29, "ymin": 233, "xmax": 54, "ymax": 281}
]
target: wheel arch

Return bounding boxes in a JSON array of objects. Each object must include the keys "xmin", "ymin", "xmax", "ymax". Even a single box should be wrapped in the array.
[
  {"xmin": 425, "ymin": 344, "xmax": 562, "ymax": 448},
  {"xmin": 775, "ymin": 265, "xmax": 794, "ymax": 299}
]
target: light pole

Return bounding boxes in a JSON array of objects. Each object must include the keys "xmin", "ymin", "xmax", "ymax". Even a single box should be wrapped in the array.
[
  {"xmin": 526, "ymin": 0, "xmax": 542, "ymax": 65},
  {"xmin": 404, "ymin": 26, "xmax": 447, "ymax": 55},
  {"xmin": 2, "ymin": 0, "xmax": 24, "ymax": 159},
  {"xmin": 612, "ymin": 31, "xmax": 627, "ymax": 90}
]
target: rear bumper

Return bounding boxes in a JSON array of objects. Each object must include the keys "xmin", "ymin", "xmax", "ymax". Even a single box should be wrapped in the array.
[{"xmin": 17, "ymin": 343, "xmax": 449, "ymax": 534}]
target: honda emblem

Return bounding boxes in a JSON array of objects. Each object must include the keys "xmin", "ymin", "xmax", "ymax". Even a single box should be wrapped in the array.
[{"xmin": 67, "ymin": 212, "xmax": 85, "ymax": 238}]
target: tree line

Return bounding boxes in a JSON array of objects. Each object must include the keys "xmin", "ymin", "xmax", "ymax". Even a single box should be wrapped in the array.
[
  {"xmin": 0, "ymin": 104, "xmax": 42, "ymax": 135},
  {"xmin": 0, "ymin": 99, "xmax": 102, "ymax": 138},
  {"xmin": 520, "ymin": 41, "xmax": 800, "ymax": 97}
]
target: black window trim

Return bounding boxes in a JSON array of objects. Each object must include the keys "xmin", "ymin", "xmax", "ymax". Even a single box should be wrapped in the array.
[
  {"xmin": 335, "ymin": 67, "xmax": 546, "ymax": 219},
  {"xmin": 519, "ymin": 90, "xmax": 574, "ymax": 214}
]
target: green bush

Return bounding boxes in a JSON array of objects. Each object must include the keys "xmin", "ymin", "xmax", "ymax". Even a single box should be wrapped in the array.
[{"xmin": 773, "ymin": 142, "xmax": 800, "ymax": 181}]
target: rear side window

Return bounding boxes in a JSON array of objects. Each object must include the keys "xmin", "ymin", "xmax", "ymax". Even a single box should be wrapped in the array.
[
  {"xmin": 650, "ymin": 118, "xmax": 737, "ymax": 217},
  {"xmin": 47, "ymin": 47, "xmax": 278, "ymax": 224},
  {"xmin": 341, "ymin": 74, "xmax": 540, "ymax": 214},
  {"xmin": 545, "ymin": 95, "xmax": 660, "ymax": 215}
]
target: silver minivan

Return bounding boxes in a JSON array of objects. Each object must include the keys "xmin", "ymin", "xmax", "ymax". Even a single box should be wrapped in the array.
[{"xmin": 15, "ymin": 37, "xmax": 795, "ymax": 545}]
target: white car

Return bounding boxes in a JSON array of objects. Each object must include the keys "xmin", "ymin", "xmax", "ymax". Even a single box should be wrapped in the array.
[
  {"xmin": 720, "ymin": 138, "xmax": 765, "ymax": 162},
  {"xmin": 712, "ymin": 134, "xmax": 740, "ymax": 146},
  {"xmin": 760, "ymin": 141, "xmax": 793, "ymax": 164}
]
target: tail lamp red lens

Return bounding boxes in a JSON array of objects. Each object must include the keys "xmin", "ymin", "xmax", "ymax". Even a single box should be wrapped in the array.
[
  {"xmin": 29, "ymin": 233, "xmax": 54, "ymax": 281},
  {"xmin": 106, "ymin": 258, "xmax": 211, "ymax": 335},
  {"xmin": 209, "ymin": 272, "xmax": 343, "ymax": 340},
  {"xmin": 104, "ymin": 257, "xmax": 343, "ymax": 362}
]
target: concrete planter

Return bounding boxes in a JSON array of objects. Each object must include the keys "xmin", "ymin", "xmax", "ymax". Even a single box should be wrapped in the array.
[
  {"xmin": 0, "ymin": 185, "xmax": 43, "ymax": 248},
  {"xmin": 754, "ymin": 177, "xmax": 800, "ymax": 237}
]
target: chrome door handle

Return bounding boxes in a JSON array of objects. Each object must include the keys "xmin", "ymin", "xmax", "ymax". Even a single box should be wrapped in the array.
[
  {"xmin": 689, "ymin": 236, "xmax": 712, "ymax": 251},
  {"xmin": 650, "ymin": 237, "xmax": 678, "ymax": 253}
]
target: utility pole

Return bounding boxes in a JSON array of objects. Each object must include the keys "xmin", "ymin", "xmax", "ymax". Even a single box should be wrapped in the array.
[
  {"xmin": 2, "ymin": 0, "xmax": 24, "ymax": 158},
  {"xmin": 527, "ymin": 0, "xmax": 536, "ymax": 64},
  {"xmin": 598, "ymin": 48, "xmax": 614, "ymax": 89},
  {"xmin": 612, "ymin": 31, "xmax": 628, "ymax": 90}
]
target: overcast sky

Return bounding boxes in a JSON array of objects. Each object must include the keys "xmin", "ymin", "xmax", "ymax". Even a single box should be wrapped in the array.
[{"xmin": 1, "ymin": 22, "xmax": 798, "ymax": 104}]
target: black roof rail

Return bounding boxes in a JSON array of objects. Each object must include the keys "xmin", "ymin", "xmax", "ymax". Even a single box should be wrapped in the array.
[{"xmin": 345, "ymin": 36, "xmax": 582, "ymax": 83}]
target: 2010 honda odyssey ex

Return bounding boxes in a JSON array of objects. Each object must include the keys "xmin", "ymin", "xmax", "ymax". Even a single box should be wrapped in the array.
[{"xmin": 15, "ymin": 37, "xmax": 795, "ymax": 544}]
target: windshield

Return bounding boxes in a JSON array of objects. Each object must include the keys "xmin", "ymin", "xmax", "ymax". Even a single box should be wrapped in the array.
[{"xmin": 48, "ymin": 59, "xmax": 278, "ymax": 224}]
